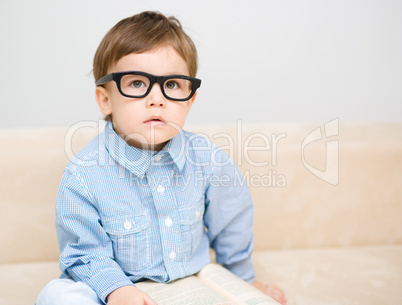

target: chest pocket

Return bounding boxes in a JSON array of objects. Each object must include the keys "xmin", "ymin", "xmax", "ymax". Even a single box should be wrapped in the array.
[
  {"xmin": 178, "ymin": 199, "xmax": 205, "ymax": 260},
  {"xmin": 102, "ymin": 213, "xmax": 151, "ymax": 272}
]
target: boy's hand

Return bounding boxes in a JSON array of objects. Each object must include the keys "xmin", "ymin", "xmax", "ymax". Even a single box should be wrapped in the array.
[
  {"xmin": 107, "ymin": 285, "xmax": 158, "ymax": 305},
  {"xmin": 251, "ymin": 281, "xmax": 287, "ymax": 305}
]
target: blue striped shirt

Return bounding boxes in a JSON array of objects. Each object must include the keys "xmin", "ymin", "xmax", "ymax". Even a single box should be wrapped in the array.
[{"xmin": 56, "ymin": 122, "xmax": 255, "ymax": 303}]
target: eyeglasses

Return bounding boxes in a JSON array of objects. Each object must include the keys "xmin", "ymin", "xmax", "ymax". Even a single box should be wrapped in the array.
[{"xmin": 96, "ymin": 71, "xmax": 201, "ymax": 102}]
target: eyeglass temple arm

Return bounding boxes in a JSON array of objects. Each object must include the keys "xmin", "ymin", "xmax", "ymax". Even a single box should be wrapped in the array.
[{"xmin": 96, "ymin": 74, "xmax": 114, "ymax": 86}]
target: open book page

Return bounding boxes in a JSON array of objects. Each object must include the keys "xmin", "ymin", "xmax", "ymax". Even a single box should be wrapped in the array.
[
  {"xmin": 197, "ymin": 264, "xmax": 280, "ymax": 305},
  {"xmin": 135, "ymin": 275, "xmax": 233, "ymax": 305}
]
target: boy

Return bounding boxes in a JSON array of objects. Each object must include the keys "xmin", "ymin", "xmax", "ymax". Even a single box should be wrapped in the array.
[{"xmin": 36, "ymin": 11, "xmax": 286, "ymax": 305}]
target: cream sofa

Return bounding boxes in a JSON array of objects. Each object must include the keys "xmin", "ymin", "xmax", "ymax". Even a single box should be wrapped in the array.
[{"xmin": 1, "ymin": 121, "xmax": 401, "ymax": 305}]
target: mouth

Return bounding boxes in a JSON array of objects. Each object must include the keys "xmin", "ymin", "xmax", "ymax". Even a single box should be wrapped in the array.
[{"xmin": 144, "ymin": 116, "xmax": 166, "ymax": 125}]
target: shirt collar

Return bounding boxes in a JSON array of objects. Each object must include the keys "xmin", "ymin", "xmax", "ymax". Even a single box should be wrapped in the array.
[
  {"xmin": 160, "ymin": 129, "xmax": 186, "ymax": 171},
  {"xmin": 104, "ymin": 121, "xmax": 186, "ymax": 177}
]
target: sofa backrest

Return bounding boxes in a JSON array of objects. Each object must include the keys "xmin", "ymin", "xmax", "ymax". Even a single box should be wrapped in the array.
[
  {"xmin": 0, "ymin": 126, "xmax": 97, "ymax": 264},
  {"xmin": 190, "ymin": 122, "xmax": 402, "ymax": 251},
  {"xmin": 1, "ymin": 122, "xmax": 401, "ymax": 264}
]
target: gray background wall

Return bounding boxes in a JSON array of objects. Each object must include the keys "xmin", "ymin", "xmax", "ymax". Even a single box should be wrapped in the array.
[{"xmin": 1, "ymin": 0, "xmax": 401, "ymax": 129}]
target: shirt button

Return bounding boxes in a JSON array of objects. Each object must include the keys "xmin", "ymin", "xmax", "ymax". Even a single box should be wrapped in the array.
[
  {"xmin": 165, "ymin": 217, "xmax": 173, "ymax": 227},
  {"xmin": 169, "ymin": 251, "xmax": 177, "ymax": 260},
  {"xmin": 124, "ymin": 220, "xmax": 132, "ymax": 230},
  {"xmin": 154, "ymin": 154, "xmax": 163, "ymax": 162},
  {"xmin": 157, "ymin": 185, "xmax": 165, "ymax": 193},
  {"xmin": 195, "ymin": 210, "xmax": 201, "ymax": 219}
]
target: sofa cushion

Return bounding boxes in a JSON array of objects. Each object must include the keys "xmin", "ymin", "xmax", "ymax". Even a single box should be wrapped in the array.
[
  {"xmin": 0, "ymin": 261, "xmax": 60, "ymax": 305},
  {"xmin": 1, "ymin": 245, "xmax": 400, "ymax": 305},
  {"xmin": 253, "ymin": 245, "xmax": 402, "ymax": 305}
]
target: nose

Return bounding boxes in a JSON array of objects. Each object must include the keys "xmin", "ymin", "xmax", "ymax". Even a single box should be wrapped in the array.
[{"xmin": 146, "ymin": 83, "xmax": 166, "ymax": 108}]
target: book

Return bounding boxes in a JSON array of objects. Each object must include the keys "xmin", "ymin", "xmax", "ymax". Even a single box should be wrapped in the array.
[{"xmin": 135, "ymin": 263, "xmax": 280, "ymax": 305}]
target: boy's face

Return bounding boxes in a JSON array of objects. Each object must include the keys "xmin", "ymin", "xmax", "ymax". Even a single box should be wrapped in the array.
[{"xmin": 95, "ymin": 46, "xmax": 196, "ymax": 151}]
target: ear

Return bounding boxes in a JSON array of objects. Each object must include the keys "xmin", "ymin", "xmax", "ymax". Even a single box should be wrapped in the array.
[{"xmin": 95, "ymin": 86, "xmax": 112, "ymax": 115}]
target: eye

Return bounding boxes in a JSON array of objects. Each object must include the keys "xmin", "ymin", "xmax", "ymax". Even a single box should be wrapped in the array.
[
  {"xmin": 165, "ymin": 80, "xmax": 179, "ymax": 90},
  {"xmin": 130, "ymin": 80, "xmax": 145, "ymax": 88}
]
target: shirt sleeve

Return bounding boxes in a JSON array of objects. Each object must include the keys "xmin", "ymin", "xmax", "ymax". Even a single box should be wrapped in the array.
[
  {"xmin": 203, "ymin": 146, "xmax": 256, "ymax": 283},
  {"xmin": 56, "ymin": 169, "xmax": 134, "ymax": 304}
]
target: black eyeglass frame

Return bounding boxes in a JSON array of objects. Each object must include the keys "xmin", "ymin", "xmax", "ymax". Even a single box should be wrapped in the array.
[{"xmin": 96, "ymin": 71, "xmax": 201, "ymax": 102}]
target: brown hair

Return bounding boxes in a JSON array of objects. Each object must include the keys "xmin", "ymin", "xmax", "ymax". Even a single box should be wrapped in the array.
[{"xmin": 93, "ymin": 11, "xmax": 198, "ymax": 82}]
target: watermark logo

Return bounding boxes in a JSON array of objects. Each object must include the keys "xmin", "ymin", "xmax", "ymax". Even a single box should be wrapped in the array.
[
  {"xmin": 301, "ymin": 118, "xmax": 339, "ymax": 185},
  {"xmin": 63, "ymin": 118, "xmax": 339, "ymax": 188}
]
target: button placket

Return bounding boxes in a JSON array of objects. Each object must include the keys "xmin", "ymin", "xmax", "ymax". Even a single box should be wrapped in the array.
[{"xmin": 146, "ymin": 166, "xmax": 182, "ymax": 266}]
